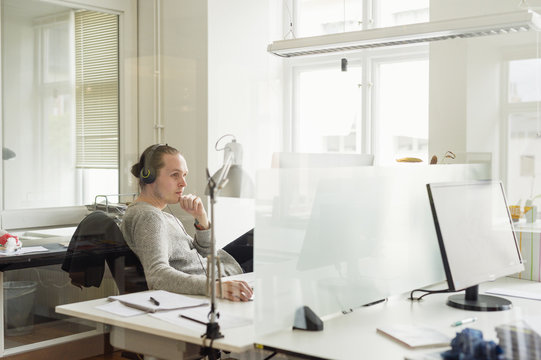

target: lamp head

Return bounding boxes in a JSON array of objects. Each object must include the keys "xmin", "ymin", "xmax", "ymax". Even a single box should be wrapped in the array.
[
  {"xmin": 223, "ymin": 139, "xmax": 243, "ymax": 166},
  {"xmin": 206, "ymin": 135, "xmax": 254, "ymax": 199}
]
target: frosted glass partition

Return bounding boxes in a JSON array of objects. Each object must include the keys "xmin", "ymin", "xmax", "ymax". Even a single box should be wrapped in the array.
[{"xmin": 254, "ymin": 164, "xmax": 489, "ymax": 336}]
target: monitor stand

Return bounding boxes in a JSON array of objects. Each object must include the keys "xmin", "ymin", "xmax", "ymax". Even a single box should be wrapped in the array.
[{"xmin": 447, "ymin": 285, "xmax": 512, "ymax": 311}]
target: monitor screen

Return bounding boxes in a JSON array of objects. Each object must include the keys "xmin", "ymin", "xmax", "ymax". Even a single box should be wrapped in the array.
[{"xmin": 427, "ymin": 180, "xmax": 524, "ymax": 311}]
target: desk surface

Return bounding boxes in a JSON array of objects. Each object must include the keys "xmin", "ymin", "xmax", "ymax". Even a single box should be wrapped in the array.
[
  {"xmin": 0, "ymin": 237, "xmax": 70, "ymax": 271},
  {"xmin": 56, "ymin": 277, "xmax": 541, "ymax": 359},
  {"xmin": 56, "ymin": 292, "xmax": 254, "ymax": 353},
  {"xmin": 254, "ymin": 277, "xmax": 541, "ymax": 360}
]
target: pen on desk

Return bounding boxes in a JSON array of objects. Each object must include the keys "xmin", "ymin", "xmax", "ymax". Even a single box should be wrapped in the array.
[
  {"xmin": 451, "ymin": 317, "xmax": 477, "ymax": 327},
  {"xmin": 180, "ymin": 314, "xmax": 207, "ymax": 325},
  {"xmin": 149, "ymin": 296, "xmax": 160, "ymax": 306}
]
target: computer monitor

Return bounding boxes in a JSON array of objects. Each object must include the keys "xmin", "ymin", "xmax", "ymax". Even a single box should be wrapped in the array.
[{"xmin": 426, "ymin": 180, "xmax": 524, "ymax": 311}]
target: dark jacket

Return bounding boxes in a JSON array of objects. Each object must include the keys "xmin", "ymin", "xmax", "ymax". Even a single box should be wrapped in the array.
[{"xmin": 62, "ymin": 211, "xmax": 146, "ymax": 292}]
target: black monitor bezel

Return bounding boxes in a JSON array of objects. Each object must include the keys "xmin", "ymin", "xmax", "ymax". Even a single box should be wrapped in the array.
[{"xmin": 426, "ymin": 180, "xmax": 523, "ymax": 292}]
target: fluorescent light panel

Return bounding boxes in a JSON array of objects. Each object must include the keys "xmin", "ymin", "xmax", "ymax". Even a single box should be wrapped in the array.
[{"xmin": 268, "ymin": 10, "xmax": 541, "ymax": 57}]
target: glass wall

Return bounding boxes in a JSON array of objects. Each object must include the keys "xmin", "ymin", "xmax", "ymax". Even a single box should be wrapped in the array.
[
  {"xmin": 1, "ymin": 0, "xmax": 119, "ymax": 212},
  {"xmin": 254, "ymin": 163, "xmax": 489, "ymax": 336}
]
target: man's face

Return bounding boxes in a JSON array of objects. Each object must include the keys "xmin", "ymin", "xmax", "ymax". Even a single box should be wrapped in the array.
[{"xmin": 152, "ymin": 153, "xmax": 188, "ymax": 205}]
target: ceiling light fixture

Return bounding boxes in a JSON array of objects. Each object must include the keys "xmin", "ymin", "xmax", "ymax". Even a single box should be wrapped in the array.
[{"xmin": 268, "ymin": 10, "xmax": 541, "ymax": 58}]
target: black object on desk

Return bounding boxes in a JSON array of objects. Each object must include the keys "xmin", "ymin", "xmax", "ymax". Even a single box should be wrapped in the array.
[{"xmin": 293, "ymin": 306, "xmax": 324, "ymax": 331}]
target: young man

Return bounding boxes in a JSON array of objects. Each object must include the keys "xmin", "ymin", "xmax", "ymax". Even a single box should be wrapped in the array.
[{"xmin": 121, "ymin": 144, "xmax": 253, "ymax": 301}]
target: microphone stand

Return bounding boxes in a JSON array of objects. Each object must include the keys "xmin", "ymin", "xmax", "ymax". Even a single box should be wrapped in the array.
[
  {"xmin": 185, "ymin": 162, "xmax": 231, "ymax": 359},
  {"xmin": 202, "ymin": 152, "xmax": 234, "ymax": 340}
]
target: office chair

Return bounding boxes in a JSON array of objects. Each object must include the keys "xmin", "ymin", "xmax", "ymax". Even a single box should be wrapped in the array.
[{"xmin": 62, "ymin": 210, "xmax": 148, "ymax": 294}]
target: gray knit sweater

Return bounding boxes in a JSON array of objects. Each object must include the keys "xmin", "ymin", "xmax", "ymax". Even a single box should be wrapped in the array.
[{"xmin": 121, "ymin": 201, "xmax": 243, "ymax": 296}]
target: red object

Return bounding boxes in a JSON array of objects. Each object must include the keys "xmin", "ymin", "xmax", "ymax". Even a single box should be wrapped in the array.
[{"xmin": 0, "ymin": 233, "xmax": 20, "ymax": 247}]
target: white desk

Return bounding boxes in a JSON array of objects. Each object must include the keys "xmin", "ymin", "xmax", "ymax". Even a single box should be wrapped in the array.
[
  {"xmin": 56, "ymin": 293, "xmax": 256, "ymax": 359},
  {"xmin": 57, "ymin": 277, "xmax": 541, "ymax": 360},
  {"xmin": 254, "ymin": 277, "xmax": 541, "ymax": 360}
]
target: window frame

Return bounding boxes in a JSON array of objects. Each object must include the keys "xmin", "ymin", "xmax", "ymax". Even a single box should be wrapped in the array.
[
  {"xmin": 0, "ymin": 0, "xmax": 137, "ymax": 231},
  {"xmin": 286, "ymin": 44, "xmax": 429, "ymax": 164}
]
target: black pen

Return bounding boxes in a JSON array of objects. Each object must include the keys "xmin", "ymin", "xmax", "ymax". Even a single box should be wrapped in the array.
[
  {"xmin": 149, "ymin": 296, "xmax": 160, "ymax": 306},
  {"xmin": 180, "ymin": 314, "xmax": 207, "ymax": 325}
]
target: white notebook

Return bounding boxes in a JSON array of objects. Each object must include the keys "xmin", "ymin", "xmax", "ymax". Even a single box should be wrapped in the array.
[
  {"xmin": 377, "ymin": 324, "xmax": 451, "ymax": 348},
  {"xmin": 108, "ymin": 290, "xmax": 208, "ymax": 313}
]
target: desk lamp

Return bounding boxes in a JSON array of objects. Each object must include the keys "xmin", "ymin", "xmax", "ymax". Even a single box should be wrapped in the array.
[{"xmin": 203, "ymin": 134, "xmax": 253, "ymax": 340}]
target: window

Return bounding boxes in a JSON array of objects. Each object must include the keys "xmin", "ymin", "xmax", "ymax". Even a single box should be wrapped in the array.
[
  {"xmin": 0, "ymin": 0, "xmax": 133, "ymax": 230},
  {"xmin": 293, "ymin": 0, "xmax": 429, "ymax": 38},
  {"xmin": 295, "ymin": 0, "xmax": 363, "ymax": 37},
  {"xmin": 287, "ymin": 1, "xmax": 429, "ymax": 163},
  {"xmin": 294, "ymin": 63, "xmax": 362, "ymax": 152},
  {"xmin": 374, "ymin": 58, "xmax": 428, "ymax": 164},
  {"xmin": 504, "ymin": 58, "xmax": 541, "ymax": 204},
  {"xmin": 75, "ymin": 10, "xmax": 119, "ymax": 203},
  {"xmin": 376, "ymin": 0, "xmax": 429, "ymax": 27}
]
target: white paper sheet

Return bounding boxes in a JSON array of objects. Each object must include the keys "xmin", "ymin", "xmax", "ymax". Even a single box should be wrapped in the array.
[
  {"xmin": 96, "ymin": 300, "xmax": 147, "ymax": 317},
  {"xmin": 377, "ymin": 324, "xmax": 451, "ymax": 348},
  {"xmin": 150, "ymin": 306, "xmax": 252, "ymax": 332},
  {"xmin": 0, "ymin": 246, "xmax": 49, "ymax": 256},
  {"xmin": 108, "ymin": 290, "xmax": 208, "ymax": 312}
]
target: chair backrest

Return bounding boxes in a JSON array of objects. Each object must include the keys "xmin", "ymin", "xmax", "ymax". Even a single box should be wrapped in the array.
[{"xmin": 62, "ymin": 210, "xmax": 147, "ymax": 294}]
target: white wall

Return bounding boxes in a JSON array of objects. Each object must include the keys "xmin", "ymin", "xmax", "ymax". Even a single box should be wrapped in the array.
[
  {"xmin": 137, "ymin": 0, "xmax": 284, "ymax": 243},
  {"xmin": 428, "ymin": 0, "xmax": 536, "ymax": 183},
  {"xmin": 208, "ymin": 0, "xmax": 283, "ymax": 245},
  {"xmin": 137, "ymin": 0, "xmax": 209, "ymax": 232}
]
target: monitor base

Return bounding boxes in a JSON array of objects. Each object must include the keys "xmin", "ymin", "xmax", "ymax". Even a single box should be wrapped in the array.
[{"xmin": 447, "ymin": 294, "xmax": 512, "ymax": 312}]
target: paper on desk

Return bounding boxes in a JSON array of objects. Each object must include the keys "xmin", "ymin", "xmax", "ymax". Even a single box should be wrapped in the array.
[
  {"xmin": 150, "ymin": 306, "xmax": 252, "ymax": 332},
  {"xmin": 377, "ymin": 325, "xmax": 451, "ymax": 348},
  {"xmin": 96, "ymin": 300, "xmax": 147, "ymax": 317},
  {"xmin": 20, "ymin": 246, "xmax": 49, "ymax": 254},
  {"xmin": 485, "ymin": 288, "xmax": 541, "ymax": 301},
  {"xmin": 108, "ymin": 290, "xmax": 208, "ymax": 313},
  {"xmin": 0, "ymin": 246, "xmax": 49, "ymax": 256}
]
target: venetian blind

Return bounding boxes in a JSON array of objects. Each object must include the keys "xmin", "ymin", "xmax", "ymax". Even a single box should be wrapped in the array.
[{"xmin": 75, "ymin": 11, "xmax": 119, "ymax": 168}]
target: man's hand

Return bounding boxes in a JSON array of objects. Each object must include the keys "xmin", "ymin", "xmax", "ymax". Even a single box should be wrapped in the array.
[
  {"xmin": 217, "ymin": 280, "xmax": 253, "ymax": 302},
  {"xmin": 179, "ymin": 194, "xmax": 209, "ymax": 229}
]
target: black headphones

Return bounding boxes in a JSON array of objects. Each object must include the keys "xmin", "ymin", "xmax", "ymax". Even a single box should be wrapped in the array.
[{"xmin": 140, "ymin": 144, "xmax": 163, "ymax": 184}]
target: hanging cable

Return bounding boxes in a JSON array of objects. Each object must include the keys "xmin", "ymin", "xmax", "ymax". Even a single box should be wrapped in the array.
[
  {"xmin": 283, "ymin": 0, "xmax": 296, "ymax": 39},
  {"xmin": 343, "ymin": 0, "xmax": 346, "ymax": 32},
  {"xmin": 535, "ymin": 31, "xmax": 541, "ymax": 137}
]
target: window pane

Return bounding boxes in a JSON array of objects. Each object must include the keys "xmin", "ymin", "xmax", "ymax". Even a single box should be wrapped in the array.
[
  {"xmin": 1, "ymin": 0, "xmax": 119, "ymax": 210},
  {"xmin": 506, "ymin": 112, "xmax": 541, "ymax": 205},
  {"xmin": 377, "ymin": 0, "xmax": 429, "ymax": 27},
  {"xmin": 376, "ymin": 59, "xmax": 428, "ymax": 165},
  {"xmin": 42, "ymin": 21, "xmax": 71, "ymax": 83},
  {"xmin": 508, "ymin": 59, "xmax": 541, "ymax": 103},
  {"xmin": 296, "ymin": 0, "xmax": 362, "ymax": 37},
  {"xmin": 294, "ymin": 0, "xmax": 429, "ymax": 37},
  {"xmin": 297, "ymin": 65, "xmax": 362, "ymax": 153}
]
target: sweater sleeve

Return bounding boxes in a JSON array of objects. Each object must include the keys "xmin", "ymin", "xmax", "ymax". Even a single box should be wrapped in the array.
[
  {"xmin": 193, "ymin": 228, "xmax": 212, "ymax": 256},
  {"xmin": 128, "ymin": 209, "xmax": 208, "ymax": 296}
]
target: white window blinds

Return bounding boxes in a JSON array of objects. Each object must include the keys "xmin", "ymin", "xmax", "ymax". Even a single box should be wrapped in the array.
[{"xmin": 75, "ymin": 10, "xmax": 119, "ymax": 168}]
